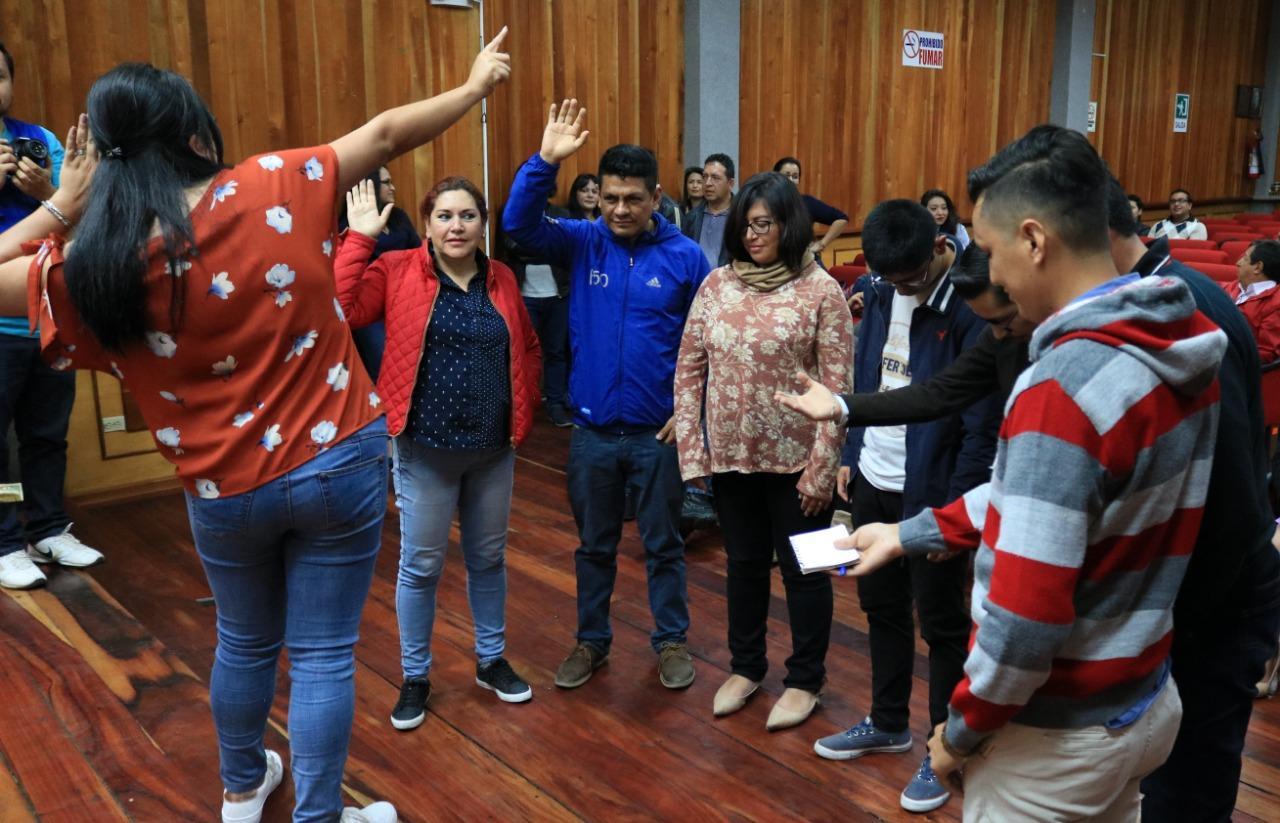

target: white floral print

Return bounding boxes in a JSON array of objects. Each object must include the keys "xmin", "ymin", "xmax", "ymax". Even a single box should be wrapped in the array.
[
  {"xmin": 146, "ymin": 331, "xmax": 177, "ymax": 358},
  {"xmin": 333, "ymin": 297, "xmax": 345, "ymax": 322},
  {"xmin": 260, "ymin": 423, "xmax": 283, "ymax": 452},
  {"xmin": 369, "ymin": 391, "xmax": 381, "ymax": 408},
  {"xmin": 212, "ymin": 355, "xmax": 237, "ymax": 379},
  {"xmin": 165, "ymin": 259, "xmax": 192, "ymax": 278},
  {"xmin": 232, "ymin": 411, "xmax": 255, "ymax": 428},
  {"xmin": 257, "ymin": 154, "xmax": 284, "ymax": 171},
  {"xmin": 303, "ymin": 156, "xmax": 324, "ymax": 181},
  {"xmin": 160, "ymin": 390, "xmax": 185, "ymax": 406},
  {"xmin": 265, "ymin": 264, "xmax": 295, "ymax": 307},
  {"xmin": 285, "ymin": 330, "xmax": 318, "ymax": 362},
  {"xmin": 265, "ymin": 205, "xmax": 293, "ymax": 234},
  {"xmin": 210, "ymin": 180, "xmax": 238, "ymax": 209},
  {"xmin": 156, "ymin": 427, "xmax": 183, "ymax": 454},
  {"xmin": 322, "ymin": 238, "xmax": 333, "ymax": 257},
  {"xmin": 109, "ymin": 361, "xmax": 124, "ymax": 380},
  {"xmin": 326, "ymin": 362, "xmax": 350, "ymax": 392},
  {"xmin": 51, "ymin": 356, "xmax": 72, "ymax": 371},
  {"xmin": 195, "ymin": 479, "xmax": 221, "ymax": 499},
  {"xmin": 208, "ymin": 272, "xmax": 235, "ymax": 300},
  {"xmin": 310, "ymin": 420, "xmax": 337, "ymax": 447}
]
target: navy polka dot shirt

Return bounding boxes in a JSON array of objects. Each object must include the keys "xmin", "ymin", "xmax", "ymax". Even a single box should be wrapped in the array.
[{"xmin": 408, "ymin": 266, "xmax": 511, "ymax": 450}]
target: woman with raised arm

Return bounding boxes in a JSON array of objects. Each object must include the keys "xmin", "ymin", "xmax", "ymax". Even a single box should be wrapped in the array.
[
  {"xmin": 336, "ymin": 175, "xmax": 540, "ymax": 731},
  {"xmin": 0, "ymin": 30, "xmax": 510, "ymax": 823}
]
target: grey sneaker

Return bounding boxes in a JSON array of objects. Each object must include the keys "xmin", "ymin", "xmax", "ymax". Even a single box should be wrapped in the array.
[
  {"xmin": 658, "ymin": 643, "xmax": 695, "ymax": 689},
  {"xmin": 814, "ymin": 716, "xmax": 912, "ymax": 760},
  {"xmin": 554, "ymin": 643, "xmax": 608, "ymax": 688}
]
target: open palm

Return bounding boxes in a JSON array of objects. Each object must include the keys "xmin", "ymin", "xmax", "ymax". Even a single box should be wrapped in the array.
[
  {"xmin": 539, "ymin": 99, "xmax": 590, "ymax": 165},
  {"xmin": 344, "ymin": 178, "xmax": 392, "ymax": 238}
]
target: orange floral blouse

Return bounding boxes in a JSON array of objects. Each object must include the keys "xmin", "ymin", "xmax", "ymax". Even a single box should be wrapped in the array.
[{"xmin": 28, "ymin": 146, "xmax": 381, "ymax": 498}]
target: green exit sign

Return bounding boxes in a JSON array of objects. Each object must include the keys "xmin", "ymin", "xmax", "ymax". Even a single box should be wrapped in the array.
[{"xmin": 1174, "ymin": 93, "xmax": 1191, "ymax": 133}]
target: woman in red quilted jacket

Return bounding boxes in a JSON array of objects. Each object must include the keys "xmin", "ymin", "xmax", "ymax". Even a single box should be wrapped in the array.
[{"xmin": 335, "ymin": 176, "xmax": 541, "ymax": 730}]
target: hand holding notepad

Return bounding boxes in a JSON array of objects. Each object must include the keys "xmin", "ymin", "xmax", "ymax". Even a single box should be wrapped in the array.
[{"xmin": 790, "ymin": 525, "xmax": 862, "ymax": 575}]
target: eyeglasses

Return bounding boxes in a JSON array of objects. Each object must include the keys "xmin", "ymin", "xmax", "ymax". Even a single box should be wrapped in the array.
[
  {"xmin": 1169, "ymin": 198, "xmax": 1191, "ymax": 205},
  {"xmin": 745, "ymin": 219, "xmax": 775, "ymax": 237},
  {"xmin": 881, "ymin": 256, "xmax": 933, "ymax": 287}
]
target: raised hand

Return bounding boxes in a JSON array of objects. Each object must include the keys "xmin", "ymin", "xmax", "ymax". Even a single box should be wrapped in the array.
[
  {"xmin": 539, "ymin": 99, "xmax": 590, "ymax": 165},
  {"xmin": 466, "ymin": 26, "xmax": 512, "ymax": 98},
  {"xmin": 345, "ymin": 178, "xmax": 393, "ymax": 239},
  {"xmin": 775, "ymin": 370, "xmax": 841, "ymax": 422},
  {"xmin": 49, "ymin": 114, "xmax": 98, "ymax": 222}
]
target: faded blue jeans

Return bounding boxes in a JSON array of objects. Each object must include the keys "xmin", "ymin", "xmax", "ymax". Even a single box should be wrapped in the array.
[
  {"xmin": 392, "ymin": 436, "xmax": 516, "ymax": 678},
  {"xmin": 186, "ymin": 418, "xmax": 388, "ymax": 823}
]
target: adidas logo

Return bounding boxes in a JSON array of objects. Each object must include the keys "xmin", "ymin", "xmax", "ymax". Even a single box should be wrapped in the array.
[{"xmin": 646, "ymin": 277, "xmax": 662, "ymax": 288}]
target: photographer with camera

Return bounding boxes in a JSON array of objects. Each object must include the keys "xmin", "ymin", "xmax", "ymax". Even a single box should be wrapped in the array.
[{"xmin": 0, "ymin": 40, "xmax": 99, "ymax": 590}]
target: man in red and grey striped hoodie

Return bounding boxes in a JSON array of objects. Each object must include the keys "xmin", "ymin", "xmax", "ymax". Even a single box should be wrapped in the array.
[{"xmin": 844, "ymin": 125, "xmax": 1228, "ymax": 820}]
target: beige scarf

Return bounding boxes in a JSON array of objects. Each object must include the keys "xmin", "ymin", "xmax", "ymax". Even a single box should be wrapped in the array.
[{"xmin": 732, "ymin": 259, "xmax": 803, "ymax": 292}]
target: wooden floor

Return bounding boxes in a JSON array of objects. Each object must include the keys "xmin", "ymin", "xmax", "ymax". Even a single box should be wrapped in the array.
[{"xmin": 2, "ymin": 418, "xmax": 1280, "ymax": 822}]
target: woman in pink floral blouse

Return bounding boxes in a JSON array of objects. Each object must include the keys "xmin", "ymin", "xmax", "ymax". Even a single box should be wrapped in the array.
[{"xmin": 674, "ymin": 172, "xmax": 854, "ymax": 731}]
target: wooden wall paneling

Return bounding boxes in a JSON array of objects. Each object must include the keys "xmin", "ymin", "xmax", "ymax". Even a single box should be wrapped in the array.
[
  {"xmin": 740, "ymin": 0, "xmax": 1057, "ymax": 229},
  {"xmin": 1090, "ymin": 0, "xmax": 1270, "ymax": 207}
]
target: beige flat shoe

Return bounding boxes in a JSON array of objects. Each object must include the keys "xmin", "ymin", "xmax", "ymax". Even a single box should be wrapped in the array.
[
  {"xmin": 713, "ymin": 674, "xmax": 761, "ymax": 717},
  {"xmin": 765, "ymin": 687, "xmax": 821, "ymax": 731}
]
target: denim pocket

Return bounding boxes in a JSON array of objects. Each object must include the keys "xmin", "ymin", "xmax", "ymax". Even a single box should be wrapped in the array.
[
  {"xmin": 317, "ymin": 453, "xmax": 387, "ymax": 529},
  {"xmin": 186, "ymin": 489, "xmax": 255, "ymax": 545}
]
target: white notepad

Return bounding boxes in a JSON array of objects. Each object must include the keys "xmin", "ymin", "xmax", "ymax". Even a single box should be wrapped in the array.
[{"xmin": 790, "ymin": 525, "xmax": 861, "ymax": 575}]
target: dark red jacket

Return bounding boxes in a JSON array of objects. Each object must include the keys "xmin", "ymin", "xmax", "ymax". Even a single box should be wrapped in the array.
[
  {"xmin": 334, "ymin": 231, "xmax": 542, "ymax": 444},
  {"xmin": 1222, "ymin": 280, "xmax": 1280, "ymax": 364}
]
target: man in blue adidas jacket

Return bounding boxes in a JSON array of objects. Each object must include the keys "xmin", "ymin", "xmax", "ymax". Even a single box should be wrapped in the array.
[{"xmin": 503, "ymin": 99, "xmax": 710, "ymax": 691}]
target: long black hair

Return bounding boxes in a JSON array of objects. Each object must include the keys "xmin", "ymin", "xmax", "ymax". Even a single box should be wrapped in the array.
[
  {"xmin": 681, "ymin": 165, "xmax": 703, "ymax": 212},
  {"xmin": 724, "ymin": 172, "xmax": 814, "ymax": 272},
  {"xmin": 920, "ymin": 188, "xmax": 961, "ymax": 236},
  {"xmin": 64, "ymin": 63, "xmax": 225, "ymax": 351}
]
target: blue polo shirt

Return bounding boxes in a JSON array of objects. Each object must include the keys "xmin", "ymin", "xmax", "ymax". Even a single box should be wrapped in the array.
[{"xmin": 0, "ymin": 116, "xmax": 65, "ymax": 338}]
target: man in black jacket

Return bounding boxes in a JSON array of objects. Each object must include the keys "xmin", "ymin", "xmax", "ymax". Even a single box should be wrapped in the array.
[{"xmin": 682, "ymin": 153, "xmax": 735, "ymax": 268}]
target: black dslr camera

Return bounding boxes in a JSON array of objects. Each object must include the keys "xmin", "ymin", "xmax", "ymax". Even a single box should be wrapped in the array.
[{"xmin": 11, "ymin": 137, "xmax": 49, "ymax": 168}]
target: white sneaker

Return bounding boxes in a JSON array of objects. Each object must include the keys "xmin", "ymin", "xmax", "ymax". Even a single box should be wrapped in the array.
[
  {"xmin": 340, "ymin": 801, "xmax": 398, "ymax": 823},
  {"xmin": 0, "ymin": 551, "xmax": 46, "ymax": 589},
  {"xmin": 28, "ymin": 525, "xmax": 104, "ymax": 568},
  {"xmin": 221, "ymin": 750, "xmax": 284, "ymax": 823}
]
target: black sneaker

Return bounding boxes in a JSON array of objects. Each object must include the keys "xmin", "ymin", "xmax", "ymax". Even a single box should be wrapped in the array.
[
  {"xmin": 390, "ymin": 677, "xmax": 430, "ymax": 730},
  {"xmin": 476, "ymin": 657, "xmax": 533, "ymax": 703},
  {"xmin": 548, "ymin": 403, "xmax": 574, "ymax": 428}
]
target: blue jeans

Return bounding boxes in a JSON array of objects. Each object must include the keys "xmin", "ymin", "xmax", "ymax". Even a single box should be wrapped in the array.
[
  {"xmin": 523, "ymin": 295, "xmax": 569, "ymax": 406},
  {"xmin": 0, "ymin": 333, "xmax": 75, "ymax": 556},
  {"xmin": 567, "ymin": 426, "xmax": 689, "ymax": 653},
  {"xmin": 186, "ymin": 418, "xmax": 388, "ymax": 823},
  {"xmin": 393, "ymin": 437, "xmax": 515, "ymax": 678}
]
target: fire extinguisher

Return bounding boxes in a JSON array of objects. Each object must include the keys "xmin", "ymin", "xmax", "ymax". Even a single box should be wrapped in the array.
[{"xmin": 1247, "ymin": 129, "xmax": 1264, "ymax": 180}]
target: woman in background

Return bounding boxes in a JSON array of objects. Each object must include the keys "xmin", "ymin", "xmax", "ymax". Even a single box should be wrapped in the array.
[
  {"xmin": 773, "ymin": 157, "xmax": 848, "ymax": 267},
  {"xmin": 682, "ymin": 165, "xmax": 705, "ymax": 215},
  {"xmin": 920, "ymin": 188, "xmax": 970, "ymax": 249},
  {"xmin": 565, "ymin": 172, "xmax": 600, "ymax": 220}
]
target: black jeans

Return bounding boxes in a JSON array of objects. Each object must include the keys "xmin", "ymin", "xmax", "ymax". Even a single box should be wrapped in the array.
[
  {"xmin": 523, "ymin": 295, "xmax": 569, "ymax": 407},
  {"xmin": 714, "ymin": 471, "xmax": 833, "ymax": 693},
  {"xmin": 850, "ymin": 471, "xmax": 969, "ymax": 733},
  {"xmin": 1141, "ymin": 557, "xmax": 1280, "ymax": 822},
  {"xmin": 0, "ymin": 334, "xmax": 75, "ymax": 557}
]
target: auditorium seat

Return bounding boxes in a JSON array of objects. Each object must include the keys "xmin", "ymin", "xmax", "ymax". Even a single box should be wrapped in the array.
[
  {"xmin": 1166, "ymin": 238, "xmax": 1218, "ymax": 250},
  {"xmin": 1250, "ymin": 223, "xmax": 1280, "ymax": 239},
  {"xmin": 1170, "ymin": 248, "xmax": 1229, "ymax": 265},
  {"xmin": 1261, "ymin": 362, "xmax": 1280, "ymax": 434},
  {"xmin": 828, "ymin": 264, "xmax": 867, "ymax": 289},
  {"xmin": 1187, "ymin": 262, "xmax": 1238, "ymax": 282},
  {"xmin": 1235, "ymin": 213, "xmax": 1276, "ymax": 225},
  {"xmin": 852, "ymin": 252, "xmax": 866, "ymax": 267},
  {"xmin": 1213, "ymin": 231, "xmax": 1266, "ymax": 245},
  {"xmin": 1220, "ymin": 240, "xmax": 1254, "ymax": 261}
]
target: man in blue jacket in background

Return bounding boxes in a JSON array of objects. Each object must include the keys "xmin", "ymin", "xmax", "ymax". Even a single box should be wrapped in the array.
[{"xmin": 503, "ymin": 99, "xmax": 710, "ymax": 691}]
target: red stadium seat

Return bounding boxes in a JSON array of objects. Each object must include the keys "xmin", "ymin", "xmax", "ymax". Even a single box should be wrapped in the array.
[
  {"xmin": 1165, "ymin": 238, "xmax": 1218, "ymax": 250},
  {"xmin": 1186, "ymin": 262, "xmax": 1238, "ymax": 282},
  {"xmin": 1213, "ymin": 232, "xmax": 1266, "ymax": 244},
  {"xmin": 1220, "ymin": 240, "xmax": 1254, "ymax": 261},
  {"xmin": 1169, "ymin": 248, "xmax": 1229, "ymax": 265},
  {"xmin": 852, "ymin": 252, "xmax": 866, "ymax": 267},
  {"xmin": 828, "ymin": 264, "xmax": 867, "ymax": 289},
  {"xmin": 1236, "ymin": 213, "xmax": 1276, "ymax": 225},
  {"xmin": 1250, "ymin": 223, "xmax": 1280, "ymax": 239},
  {"xmin": 1262, "ymin": 362, "xmax": 1280, "ymax": 430}
]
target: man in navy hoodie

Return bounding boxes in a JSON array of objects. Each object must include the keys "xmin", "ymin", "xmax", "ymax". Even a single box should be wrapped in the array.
[{"xmin": 503, "ymin": 99, "xmax": 710, "ymax": 690}]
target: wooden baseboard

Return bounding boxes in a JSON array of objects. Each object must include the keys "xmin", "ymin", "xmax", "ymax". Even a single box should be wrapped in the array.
[{"xmin": 70, "ymin": 476, "xmax": 183, "ymax": 509}]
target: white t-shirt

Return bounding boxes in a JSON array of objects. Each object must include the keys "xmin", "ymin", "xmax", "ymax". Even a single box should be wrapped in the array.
[
  {"xmin": 858, "ymin": 290, "xmax": 922, "ymax": 492},
  {"xmin": 521, "ymin": 264, "xmax": 559, "ymax": 298}
]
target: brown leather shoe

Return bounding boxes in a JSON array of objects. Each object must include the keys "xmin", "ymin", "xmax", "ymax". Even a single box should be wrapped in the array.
[
  {"xmin": 658, "ymin": 643, "xmax": 695, "ymax": 689},
  {"xmin": 554, "ymin": 643, "xmax": 607, "ymax": 689},
  {"xmin": 765, "ymin": 687, "xmax": 821, "ymax": 731},
  {"xmin": 713, "ymin": 674, "xmax": 761, "ymax": 717}
]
